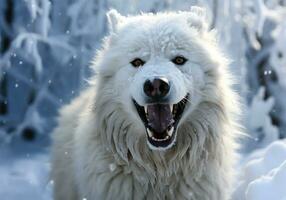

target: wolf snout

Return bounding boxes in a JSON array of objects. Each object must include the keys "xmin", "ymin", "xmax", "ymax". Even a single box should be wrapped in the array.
[{"xmin": 143, "ymin": 77, "xmax": 170, "ymax": 101}]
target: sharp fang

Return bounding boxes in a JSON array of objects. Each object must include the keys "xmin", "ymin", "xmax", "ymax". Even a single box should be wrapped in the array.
[
  {"xmin": 147, "ymin": 128, "xmax": 153, "ymax": 137},
  {"xmin": 170, "ymin": 105, "xmax": 173, "ymax": 112},
  {"xmin": 144, "ymin": 106, "xmax": 148, "ymax": 114},
  {"xmin": 167, "ymin": 127, "xmax": 174, "ymax": 136}
]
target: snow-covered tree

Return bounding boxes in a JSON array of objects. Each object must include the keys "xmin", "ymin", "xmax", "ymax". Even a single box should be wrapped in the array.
[{"xmin": 242, "ymin": 0, "xmax": 286, "ymax": 150}]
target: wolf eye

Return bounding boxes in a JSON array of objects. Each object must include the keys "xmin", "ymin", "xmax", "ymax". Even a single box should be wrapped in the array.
[
  {"xmin": 172, "ymin": 56, "xmax": 187, "ymax": 65},
  {"xmin": 130, "ymin": 58, "xmax": 145, "ymax": 68}
]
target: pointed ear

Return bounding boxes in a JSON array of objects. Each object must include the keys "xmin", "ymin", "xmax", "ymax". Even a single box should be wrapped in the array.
[
  {"xmin": 106, "ymin": 9, "xmax": 124, "ymax": 33},
  {"xmin": 187, "ymin": 6, "xmax": 209, "ymax": 32}
]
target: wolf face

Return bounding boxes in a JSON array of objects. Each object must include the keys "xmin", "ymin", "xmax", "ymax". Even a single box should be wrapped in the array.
[
  {"xmin": 94, "ymin": 8, "xmax": 225, "ymax": 151},
  {"xmin": 128, "ymin": 45, "xmax": 198, "ymax": 150}
]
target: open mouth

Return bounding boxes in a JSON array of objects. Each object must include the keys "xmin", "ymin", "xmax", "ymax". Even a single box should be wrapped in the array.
[{"xmin": 133, "ymin": 94, "xmax": 189, "ymax": 149}]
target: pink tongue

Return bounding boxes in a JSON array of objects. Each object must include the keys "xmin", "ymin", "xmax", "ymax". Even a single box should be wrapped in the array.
[{"xmin": 147, "ymin": 104, "xmax": 174, "ymax": 133}]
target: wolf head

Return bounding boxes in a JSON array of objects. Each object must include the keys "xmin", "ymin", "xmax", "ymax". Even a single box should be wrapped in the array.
[{"xmin": 92, "ymin": 7, "xmax": 238, "ymax": 154}]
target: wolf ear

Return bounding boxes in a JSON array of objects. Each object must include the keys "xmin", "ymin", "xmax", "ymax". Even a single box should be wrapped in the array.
[
  {"xmin": 106, "ymin": 9, "xmax": 124, "ymax": 33},
  {"xmin": 187, "ymin": 6, "xmax": 209, "ymax": 32}
]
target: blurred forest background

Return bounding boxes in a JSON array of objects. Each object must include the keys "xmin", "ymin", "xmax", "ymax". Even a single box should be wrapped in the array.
[{"xmin": 0, "ymin": 0, "xmax": 286, "ymax": 199}]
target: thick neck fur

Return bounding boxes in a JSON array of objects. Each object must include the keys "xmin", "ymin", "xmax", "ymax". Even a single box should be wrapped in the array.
[
  {"xmin": 72, "ymin": 62, "xmax": 240, "ymax": 199},
  {"xmin": 90, "ymin": 69, "xmax": 239, "ymax": 185}
]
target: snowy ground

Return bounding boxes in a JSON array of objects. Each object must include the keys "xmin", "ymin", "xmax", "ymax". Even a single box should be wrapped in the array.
[
  {"xmin": 0, "ymin": 140, "xmax": 285, "ymax": 200},
  {"xmin": 0, "ymin": 149, "xmax": 52, "ymax": 200},
  {"xmin": 233, "ymin": 139, "xmax": 286, "ymax": 200}
]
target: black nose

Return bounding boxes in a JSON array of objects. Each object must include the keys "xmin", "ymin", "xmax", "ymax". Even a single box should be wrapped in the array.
[{"xmin": 143, "ymin": 78, "xmax": 170, "ymax": 99}]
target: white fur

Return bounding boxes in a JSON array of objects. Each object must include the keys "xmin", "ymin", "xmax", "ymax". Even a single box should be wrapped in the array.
[{"xmin": 51, "ymin": 7, "xmax": 242, "ymax": 200}]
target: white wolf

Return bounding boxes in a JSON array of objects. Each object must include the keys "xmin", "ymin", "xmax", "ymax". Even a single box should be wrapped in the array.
[{"xmin": 51, "ymin": 7, "xmax": 241, "ymax": 200}]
